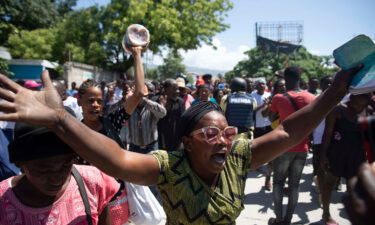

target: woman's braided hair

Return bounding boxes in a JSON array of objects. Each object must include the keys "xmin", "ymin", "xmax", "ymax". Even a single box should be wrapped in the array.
[{"xmin": 78, "ymin": 79, "xmax": 101, "ymax": 97}]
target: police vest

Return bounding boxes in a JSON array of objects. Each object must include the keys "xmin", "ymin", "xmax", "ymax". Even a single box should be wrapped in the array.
[{"xmin": 225, "ymin": 93, "xmax": 255, "ymax": 127}]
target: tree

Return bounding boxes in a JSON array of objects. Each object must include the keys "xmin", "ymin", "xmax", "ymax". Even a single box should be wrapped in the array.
[
  {"xmin": 101, "ymin": 0, "xmax": 232, "ymax": 72},
  {"xmin": 53, "ymin": 6, "xmax": 107, "ymax": 67},
  {"xmin": 225, "ymin": 46, "xmax": 337, "ymax": 82},
  {"xmin": 4, "ymin": 0, "xmax": 232, "ymax": 74},
  {"xmin": 0, "ymin": 0, "xmax": 76, "ymax": 45},
  {"xmin": 56, "ymin": 0, "xmax": 78, "ymax": 18},
  {"xmin": 7, "ymin": 28, "xmax": 57, "ymax": 60},
  {"xmin": 0, "ymin": 58, "xmax": 13, "ymax": 76},
  {"xmin": 7, "ymin": 6, "xmax": 107, "ymax": 67},
  {"xmin": 147, "ymin": 51, "xmax": 187, "ymax": 80}
]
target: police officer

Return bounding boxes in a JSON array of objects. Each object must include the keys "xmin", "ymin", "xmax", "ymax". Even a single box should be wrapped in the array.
[{"xmin": 220, "ymin": 77, "xmax": 257, "ymax": 138}]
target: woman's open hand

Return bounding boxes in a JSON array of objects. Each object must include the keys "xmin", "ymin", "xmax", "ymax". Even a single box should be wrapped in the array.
[{"xmin": 0, "ymin": 70, "xmax": 64, "ymax": 128}]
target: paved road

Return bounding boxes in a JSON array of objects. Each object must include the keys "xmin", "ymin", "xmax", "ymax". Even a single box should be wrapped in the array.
[{"xmin": 237, "ymin": 154, "xmax": 350, "ymax": 225}]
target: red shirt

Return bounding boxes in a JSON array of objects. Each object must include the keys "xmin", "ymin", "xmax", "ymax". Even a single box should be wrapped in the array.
[{"xmin": 270, "ymin": 90, "xmax": 316, "ymax": 152}]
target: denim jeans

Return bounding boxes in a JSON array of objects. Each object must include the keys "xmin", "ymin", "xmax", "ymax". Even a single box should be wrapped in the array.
[{"xmin": 272, "ymin": 152, "xmax": 307, "ymax": 223}]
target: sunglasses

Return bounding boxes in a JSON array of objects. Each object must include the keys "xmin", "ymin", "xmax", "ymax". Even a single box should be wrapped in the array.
[{"xmin": 190, "ymin": 126, "xmax": 238, "ymax": 144}]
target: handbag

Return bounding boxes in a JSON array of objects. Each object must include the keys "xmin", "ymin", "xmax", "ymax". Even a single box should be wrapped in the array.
[{"xmin": 126, "ymin": 182, "xmax": 166, "ymax": 225}]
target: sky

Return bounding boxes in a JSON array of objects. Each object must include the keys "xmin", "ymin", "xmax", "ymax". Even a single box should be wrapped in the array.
[{"xmin": 76, "ymin": 0, "xmax": 375, "ymax": 72}]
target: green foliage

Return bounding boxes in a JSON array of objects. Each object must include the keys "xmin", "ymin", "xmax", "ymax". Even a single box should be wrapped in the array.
[
  {"xmin": 56, "ymin": 0, "xmax": 78, "ymax": 17},
  {"xmin": 4, "ymin": 0, "xmax": 232, "ymax": 74},
  {"xmin": 146, "ymin": 68, "xmax": 159, "ymax": 81},
  {"xmin": 187, "ymin": 74, "xmax": 195, "ymax": 84},
  {"xmin": 53, "ymin": 6, "xmax": 107, "ymax": 66},
  {"xmin": 7, "ymin": 28, "xmax": 57, "ymax": 60},
  {"xmin": 0, "ymin": 58, "xmax": 13, "ymax": 76},
  {"xmin": 225, "ymin": 46, "xmax": 337, "ymax": 82},
  {"xmin": 147, "ymin": 51, "xmax": 187, "ymax": 80},
  {"xmin": 0, "ymin": 0, "xmax": 76, "ymax": 45},
  {"xmin": 102, "ymin": 0, "xmax": 232, "ymax": 72},
  {"xmin": 53, "ymin": 64, "xmax": 64, "ymax": 78}
]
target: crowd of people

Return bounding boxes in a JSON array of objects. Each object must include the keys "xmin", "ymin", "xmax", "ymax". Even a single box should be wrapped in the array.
[{"xmin": 0, "ymin": 46, "xmax": 374, "ymax": 225}]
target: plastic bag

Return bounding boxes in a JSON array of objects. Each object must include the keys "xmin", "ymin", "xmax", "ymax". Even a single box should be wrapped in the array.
[{"xmin": 126, "ymin": 182, "xmax": 166, "ymax": 225}]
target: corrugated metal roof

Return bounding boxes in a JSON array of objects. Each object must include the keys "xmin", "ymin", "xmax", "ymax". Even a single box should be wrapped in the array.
[
  {"xmin": 9, "ymin": 59, "xmax": 58, "ymax": 68},
  {"xmin": 0, "ymin": 47, "xmax": 12, "ymax": 60}
]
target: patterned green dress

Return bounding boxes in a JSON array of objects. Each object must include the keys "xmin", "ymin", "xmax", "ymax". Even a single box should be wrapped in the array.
[{"xmin": 151, "ymin": 138, "xmax": 252, "ymax": 225}]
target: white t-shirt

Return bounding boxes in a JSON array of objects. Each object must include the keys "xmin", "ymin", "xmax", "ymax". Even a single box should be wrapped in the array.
[
  {"xmin": 114, "ymin": 87, "xmax": 123, "ymax": 103},
  {"xmin": 313, "ymin": 119, "xmax": 326, "ymax": 145},
  {"xmin": 63, "ymin": 96, "xmax": 83, "ymax": 121},
  {"xmin": 251, "ymin": 92, "xmax": 271, "ymax": 128}
]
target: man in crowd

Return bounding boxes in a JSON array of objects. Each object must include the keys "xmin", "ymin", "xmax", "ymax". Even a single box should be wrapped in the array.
[
  {"xmin": 269, "ymin": 66, "xmax": 316, "ymax": 225},
  {"xmin": 252, "ymin": 79, "xmax": 272, "ymax": 137},
  {"xmin": 220, "ymin": 77, "xmax": 256, "ymax": 138},
  {"xmin": 251, "ymin": 78, "xmax": 273, "ymax": 190},
  {"xmin": 246, "ymin": 77, "xmax": 255, "ymax": 94},
  {"xmin": 128, "ymin": 82, "xmax": 166, "ymax": 153},
  {"xmin": 311, "ymin": 76, "xmax": 333, "ymax": 188},
  {"xmin": 202, "ymin": 74, "xmax": 213, "ymax": 86},
  {"xmin": 67, "ymin": 81, "xmax": 78, "ymax": 97},
  {"xmin": 176, "ymin": 77, "xmax": 194, "ymax": 109},
  {"xmin": 157, "ymin": 79, "xmax": 185, "ymax": 151},
  {"xmin": 308, "ymin": 77, "xmax": 320, "ymax": 95}
]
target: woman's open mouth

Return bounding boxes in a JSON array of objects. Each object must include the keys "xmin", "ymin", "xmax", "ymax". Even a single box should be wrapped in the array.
[
  {"xmin": 90, "ymin": 110, "xmax": 100, "ymax": 115},
  {"xmin": 210, "ymin": 152, "xmax": 226, "ymax": 165}
]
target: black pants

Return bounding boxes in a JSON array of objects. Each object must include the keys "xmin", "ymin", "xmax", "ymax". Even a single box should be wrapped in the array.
[{"xmin": 312, "ymin": 144, "xmax": 322, "ymax": 176}]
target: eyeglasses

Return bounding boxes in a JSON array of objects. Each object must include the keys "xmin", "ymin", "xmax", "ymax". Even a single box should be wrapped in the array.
[{"xmin": 190, "ymin": 126, "xmax": 238, "ymax": 144}]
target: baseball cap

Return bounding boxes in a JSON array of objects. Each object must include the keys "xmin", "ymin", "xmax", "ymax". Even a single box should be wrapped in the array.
[
  {"xmin": 24, "ymin": 80, "xmax": 42, "ymax": 89},
  {"xmin": 176, "ymin": 77, "xmax": 186, "ymax": 88}
]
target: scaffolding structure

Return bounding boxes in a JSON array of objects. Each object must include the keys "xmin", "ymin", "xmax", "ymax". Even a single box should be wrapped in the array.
[{"xmin": 255, "ymin": 21, "xmax": 304, "ymax": 45}]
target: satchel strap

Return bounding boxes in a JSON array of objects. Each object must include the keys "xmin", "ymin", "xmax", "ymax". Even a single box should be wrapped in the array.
[
  {"xmin": 284, "ymin": 92, "xmax": 299, "ymax": 111},
  {"xmin": 72, "ymin": 166, "xmax": 93, "ymax": 225}
]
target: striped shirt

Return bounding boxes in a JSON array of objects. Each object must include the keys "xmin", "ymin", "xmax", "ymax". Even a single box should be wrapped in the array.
[{"xmin": 128, "ymin": 98, "xmax": 167, "ymax": 146}]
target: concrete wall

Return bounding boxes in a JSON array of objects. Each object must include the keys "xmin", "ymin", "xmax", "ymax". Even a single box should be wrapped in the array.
[{"xmin": 64, "ymin": 62, "xmax": 121, "ymax": 88}]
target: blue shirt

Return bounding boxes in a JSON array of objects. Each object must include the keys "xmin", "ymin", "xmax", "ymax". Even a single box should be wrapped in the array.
[{"xmin": 191, "ymin": 97, "xmax": 217, "ymax": 105}]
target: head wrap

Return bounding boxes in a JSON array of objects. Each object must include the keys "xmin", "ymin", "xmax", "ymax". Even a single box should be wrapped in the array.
[{"xmin": 178, "ymin": 101, "xmax": 223, "ymax": 139}]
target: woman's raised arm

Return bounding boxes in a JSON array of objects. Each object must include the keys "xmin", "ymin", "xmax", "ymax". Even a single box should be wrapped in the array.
[
  {"xmin": 0, "ymin": 62, "xmax": 159, "ymax": 186},
  {"xmin": 250, "ymin": 65, "xmax": 362, "ymax": 170}
]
